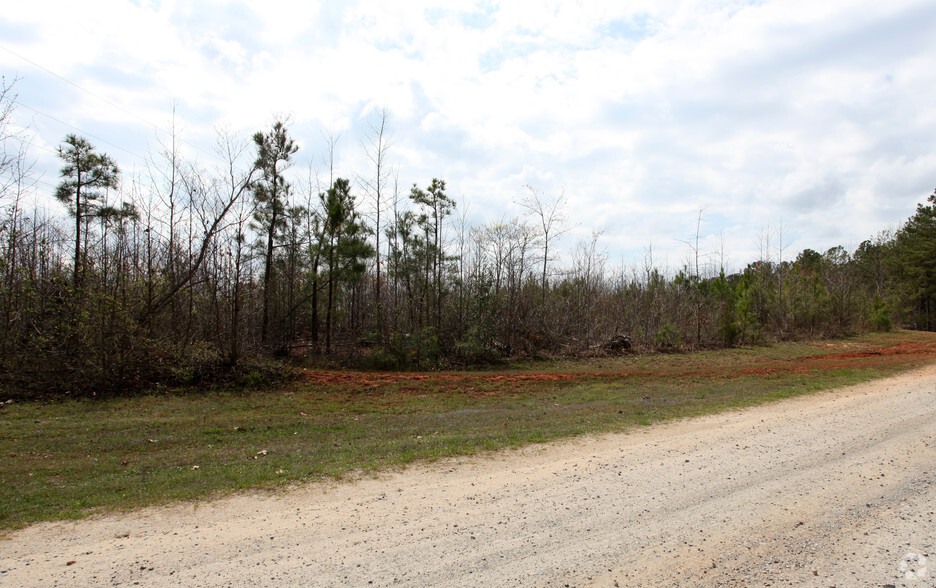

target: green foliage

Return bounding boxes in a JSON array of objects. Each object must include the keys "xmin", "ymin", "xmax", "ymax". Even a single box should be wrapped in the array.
[
  {"xmin": 362, "ymin": 345, "xmax": 410, "ymax": 370},
  {"xmin": 320, "ymin": 177, "xmax": 375, "ymax": 351},
  {"xmin": 454, "ymin": 337, "xmax": 496, "ymax": 365},
  {"xmin": 252, "ymin": 120, "xmax": 299, "ymax": 348},
  {"xmin": 243, "ymin": 370, "xmax": 266, "ymax": 387},
  {"xmin": 891, "ymin": 191, "xmax": 936, "ymax": 329},
  {"xmin": 233, "ymin": 361, "xmax": 291, "ymax": 389},
  {"xmin": 654, "ymin": 321, "xmax": 680, "ymax": 351},
  {"xmin": 171, "ymin": 341, "xmax": 223, "ymax": 384},
  {"xmin": 364, "ymin": 327, "xmax": 442, "ymax": 370},
  {"xmin": 54, "ymin": 135, "xmax": 121, "ymax": 218},
  {"xmin": 455, "ymin": 273, "xmax": 501, "ymax": 364},
  {"xmin": 868, "ymin": 295, "xmax": 892, "ymax": 332},
  {"xmin": 698, "ymin": 271, "xmax": 743, "ymax": 346},
  {"xmin": 55, "ymin": 134, "xmax": 122, "ymax": 286}
]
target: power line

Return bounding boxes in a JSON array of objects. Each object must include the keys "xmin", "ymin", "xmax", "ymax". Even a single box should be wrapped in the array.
[
  {"xmin": 0, "ymin": 168, "xmax": 56, "ymax": 193},
  {"xmin": 14, "ymin": 99, "xmax": 146, "ymax": 161},
  {"xmin": 22, "ymin": 139, "xmax": 59, "ymax": 158},
  {"xmin": 0, "ymin": 43, "xmax": 227, "ymax": 165},
  {"xmin": 1, "ymin": 43, "xmax": 164, "ymax": 137}
]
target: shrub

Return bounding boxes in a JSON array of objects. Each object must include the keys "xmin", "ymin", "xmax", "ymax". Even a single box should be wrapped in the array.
[
  {"xmin": 654, "ymin": 322, "xmax": 681, "ymax": 351},
  {"xmin": 868, "ymin": 296, "xmax": 892, "ymax": 332}
]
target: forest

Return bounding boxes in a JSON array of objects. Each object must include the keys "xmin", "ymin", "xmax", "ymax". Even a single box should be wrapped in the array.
[{"xmin": 1, "ymin": 79, "xmax": 935, "ymax": 398}]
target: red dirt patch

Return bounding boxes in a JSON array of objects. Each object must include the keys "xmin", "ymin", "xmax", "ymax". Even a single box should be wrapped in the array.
[
  {"xmin": 805, "ymin": 342, "xmax": 936, "ymax": 361},
  {"xmin": 298, "ymin": 370, "xmax": 587, "ymax": 393},
  {"xmin": 299, "ymin": 371, "xmax": 583, "ymax": 386},
  {"xmin": 296, "ymin": 339, "xmax": 936, "ymax": 395}
]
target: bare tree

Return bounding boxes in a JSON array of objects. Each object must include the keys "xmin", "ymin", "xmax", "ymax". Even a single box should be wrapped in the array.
[
  {"xmin": 322, "ymin": 127, "xmax": 340, "ymax": 189},
  {"xmin": 518, "ymin": 185, "xmax": 569, "ymax": 303},
  {"xmin": 775, "ymin": 218, "xmax": 787, "ymax": 335},
  {"xmin": 139, "ymin": 128, "xmax": 258, "ymax": 324},
  {"xmin": 360, "ymin": 108, "xmax": 393, "ymax": 342},
  {"xmin": 568, "ymin": 231, "xmax": 607, "ymax": 346},
  {"xmin": 677, "ymin": 209, "xmax": 706, "ymax": 347},
  {"xmin": 222, "ymin": 185, "xmax": 255, "ymax": 365},
  {"xmin": 0, "ymin": 84, "xmax": 36, "ymax": 358},
  {"xmin": 0, "ymin": 76, "xmax": 35, "ymax": 208},
  {"xmin": 147, "ymin": 109, "xmax": 184, "ymax": 300}
]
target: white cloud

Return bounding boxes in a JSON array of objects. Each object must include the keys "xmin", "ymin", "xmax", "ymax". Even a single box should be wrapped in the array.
[{"xmin": 1, "ymin": 0, "xmax": 935, "ymax": 268}]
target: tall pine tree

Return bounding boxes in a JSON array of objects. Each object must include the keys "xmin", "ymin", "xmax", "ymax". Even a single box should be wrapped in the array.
[
  {"xmin": 251, "ymin": 121, "xmax": 298, "ymax": 349},
  {"xmin": 55, "ymin": 134, "xmax": 120, "ymax": 289}
]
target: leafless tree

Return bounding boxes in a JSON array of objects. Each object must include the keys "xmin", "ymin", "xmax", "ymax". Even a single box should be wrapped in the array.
[
  {"xmin": 360, "ymin": 108, "xmax": 393, "ymax": 341},
  {"xmin": 518, "ymin": 185, "xmax": 569, "ymax": 303},
  {"xmin": 139, "ymin": 127, "xmax": 258, "ymax": 325}
]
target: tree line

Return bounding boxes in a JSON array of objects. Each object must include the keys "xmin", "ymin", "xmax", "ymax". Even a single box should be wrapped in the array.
[{"xmin": 1, "ymin": 86, "xmax": 934, "ymax": 397}]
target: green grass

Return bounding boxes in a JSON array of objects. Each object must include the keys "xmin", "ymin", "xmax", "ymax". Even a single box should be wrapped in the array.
[{"xmin": 1, "ymin": 329, "xmax": 934, "ymax": 531}]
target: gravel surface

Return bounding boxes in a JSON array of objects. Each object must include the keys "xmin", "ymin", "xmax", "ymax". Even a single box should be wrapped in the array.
[{"xmin": 2, "ymin": 365, "xmax": 935, "ymax": 587}]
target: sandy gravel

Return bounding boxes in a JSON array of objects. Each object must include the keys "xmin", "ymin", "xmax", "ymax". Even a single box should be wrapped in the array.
[{"xmin": 2, "ymin": 366, "xmax": 936, "ymax": 587}]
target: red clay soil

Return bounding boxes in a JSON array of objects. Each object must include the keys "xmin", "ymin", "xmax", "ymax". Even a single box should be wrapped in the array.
[
  {"xmin": 297, "ymin": 340, "xmax": 936, "ymax": 392},
  {"xmin": 806, "ymin": 341, "xmax": 936, "ymax": 361},
  {"xmin": 297, "ymin": 370, "xmax": 584, "ymax": 389}
]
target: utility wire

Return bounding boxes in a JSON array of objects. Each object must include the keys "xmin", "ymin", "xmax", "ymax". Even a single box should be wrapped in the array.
[
  {"xmin": 2, "ymin": 43, "xmax": 164, "ymax": 137},
  {"xmin": 0, "ymin": 168, "xmax": 56, "ymax": 192},
  {"xmin": 0, "ymin": 43, "xmax": 226, "ymax": 165},
  {"xmin": 14, "ymin": 99, "xmax": 146, "ymax": 161}
]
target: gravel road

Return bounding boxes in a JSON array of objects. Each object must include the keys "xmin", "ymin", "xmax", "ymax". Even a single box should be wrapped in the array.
[{"xmin": 2, "ymin": 365, "xmax": 935, "ymax": 587}]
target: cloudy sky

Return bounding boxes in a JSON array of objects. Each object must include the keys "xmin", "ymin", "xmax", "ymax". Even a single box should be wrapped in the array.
[{"xmin": 2, "ymin": 0, "xmax": 935, "ymax": 272}]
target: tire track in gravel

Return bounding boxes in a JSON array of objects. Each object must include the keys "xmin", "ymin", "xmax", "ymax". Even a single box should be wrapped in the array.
[{"xmin": 2, "ymin": 365, "xmax": 935, "ymax": 587}]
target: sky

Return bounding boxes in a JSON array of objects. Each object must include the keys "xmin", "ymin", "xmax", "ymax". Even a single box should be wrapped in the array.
[{"xmin": 2, "ymin": 0, "xmax": 935, "ymax": 274}]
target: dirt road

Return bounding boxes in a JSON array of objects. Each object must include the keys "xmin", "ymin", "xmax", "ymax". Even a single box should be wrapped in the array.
[{"xmin": 3, "ymin": 365, "xmax": 935, "ymax": 587}]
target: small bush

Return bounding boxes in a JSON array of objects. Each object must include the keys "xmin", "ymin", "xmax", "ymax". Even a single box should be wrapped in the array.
[
  {"xmin": 868, "ymin": 296, "xmax": 892, "ymax": 331},
  {"xmin": 654, "ymin": 322, "xmax": 681, "ymax": 352},
  {"xmin": 362, "ymin": 346, "xmax": 411, "ymax": 371}
]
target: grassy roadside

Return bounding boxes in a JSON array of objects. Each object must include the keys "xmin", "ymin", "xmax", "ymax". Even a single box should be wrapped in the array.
[{"xmin": 1, "ymin": 330, "xmax": 935, "ymax": 531}]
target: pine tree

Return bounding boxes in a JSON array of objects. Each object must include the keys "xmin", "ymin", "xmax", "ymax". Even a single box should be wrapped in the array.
[
  {"xmin": 55, "ymin": 134, "xmax": 119, "ymax": 289},
  {"xmin": 251, "ymin": 121, "xmax": 298, "ymax": 348},
  {"xmin": 320, "ymin": 178, "xmax": 374, "ymax": 351},
  {"xmin": 894, "ymin": 191, "xmax": 936, "ymax": 329}
]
